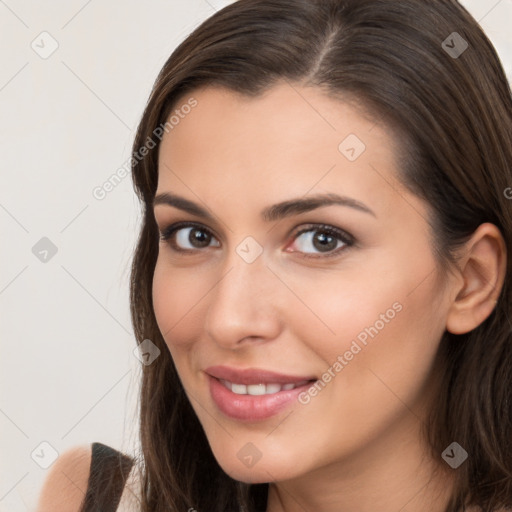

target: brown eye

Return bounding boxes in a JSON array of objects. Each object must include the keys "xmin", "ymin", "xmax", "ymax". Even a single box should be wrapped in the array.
[
  {"xmin": 159, "ymin": 221, "xmax": 354, "ymax": 259},
  {"xmin": 159, "ymin": 222, "xmax": 220, "ymax": 252},
  {"xmin": 288, "ymin": 224, "xmax": 354, "ymax": 259}
]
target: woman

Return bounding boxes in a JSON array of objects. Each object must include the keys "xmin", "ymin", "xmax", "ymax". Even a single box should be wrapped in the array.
[{"xmin": 37, "ymin": 0, "xmax": 512, "ymax": 511}]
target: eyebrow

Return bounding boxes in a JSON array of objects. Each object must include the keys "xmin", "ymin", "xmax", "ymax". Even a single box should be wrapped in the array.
[{"xmin": 152, "ymin": 192, "xmax": 376, "ymax": 222}]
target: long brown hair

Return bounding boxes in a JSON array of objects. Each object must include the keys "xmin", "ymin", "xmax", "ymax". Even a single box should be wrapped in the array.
[{"xmin": 127, "ymin": 1, "xmax": 512, "ymax": 510}]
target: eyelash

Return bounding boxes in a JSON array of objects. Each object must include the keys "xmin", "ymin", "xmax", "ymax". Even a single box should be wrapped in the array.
[{"xmin": 158, "ymin": 221, "xmax": 355, "ymax": 259}]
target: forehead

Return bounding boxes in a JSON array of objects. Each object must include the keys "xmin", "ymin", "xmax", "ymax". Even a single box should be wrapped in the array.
[{"xmin": 156, "ymin": 82, "xmax": 409, "ymax": 218}]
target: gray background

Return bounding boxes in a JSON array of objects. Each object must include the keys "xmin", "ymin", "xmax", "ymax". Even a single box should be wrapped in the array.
[{"xmin": 1, "ymin": 1, "xmax": 511, "ymax": 510}]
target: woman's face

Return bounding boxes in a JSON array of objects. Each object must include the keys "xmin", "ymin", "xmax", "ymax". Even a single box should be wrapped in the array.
[{"xmin": 152, "ymin": 82, "xmax": 454, "ymax": 483}]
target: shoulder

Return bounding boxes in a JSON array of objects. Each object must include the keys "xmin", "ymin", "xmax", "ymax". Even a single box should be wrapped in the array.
[{"xmin": 35, "ymin": 444, "xmax": 92, "ymax": 512}]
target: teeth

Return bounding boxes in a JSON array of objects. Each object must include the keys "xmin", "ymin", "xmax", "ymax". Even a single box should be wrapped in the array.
[
  {"xmin": 266, "ymin": 383, "xmax": 282, "ymax": 394},
  {"xmin": 231, "ymin": 382, "xmax": 248, "ymax": 394},
  {"xmin": 219, "ymin": 379, "xmax": 310, "ymax": 395}
]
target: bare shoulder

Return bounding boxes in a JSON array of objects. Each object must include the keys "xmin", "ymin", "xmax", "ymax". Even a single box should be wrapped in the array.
[{"xmin": 35, "ymin": 444, "xmax": 92, "ymax": 512}]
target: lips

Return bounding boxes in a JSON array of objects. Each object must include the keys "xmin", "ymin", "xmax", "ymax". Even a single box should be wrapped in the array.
[
  {"xmin": 207, "ymin": 374, "xmax": 316, "ymax": 421},
  {"xmin": 205, "ymin": 365, "xmax": 318, "ymax": 421},
  {"xmin": 205, "ymin": 365, "xmax": 317, "ymax": 386}
]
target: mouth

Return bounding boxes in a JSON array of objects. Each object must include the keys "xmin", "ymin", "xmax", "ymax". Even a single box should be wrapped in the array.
[
  {"xmin": 204, "ymin": 364, "xmax": 317, "ymax": 386},
  {"xmin": 205, "ymin": 366, "xmax": 318, "ymax": 421},
  {"xmin": 218, "ymin": 378, "xmax": 315, "ymax": 396}
]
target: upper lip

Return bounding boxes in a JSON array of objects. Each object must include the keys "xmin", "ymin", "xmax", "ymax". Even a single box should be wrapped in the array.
[{"xmin": 205, "ymin": 365, "xmax": 317, "ymax": 385}]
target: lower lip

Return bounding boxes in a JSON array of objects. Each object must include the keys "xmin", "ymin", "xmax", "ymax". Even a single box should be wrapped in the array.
[{"xmin": 208, "ymin": 374, "xmax": 315, "ymax": 422}]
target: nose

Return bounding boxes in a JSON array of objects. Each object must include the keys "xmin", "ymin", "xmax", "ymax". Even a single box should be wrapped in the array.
[{"xmin": 203, "ymin": 249, "xmax": 284, "ymax": 349}]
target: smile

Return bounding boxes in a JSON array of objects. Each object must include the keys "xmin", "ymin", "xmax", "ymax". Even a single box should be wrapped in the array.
[
  {"xmin": 218, "ymin": 379, "xmax": 312, "ymax": 395},
  {"xmin": 208, "ymin": 375, "xmax": 317, "ymax": 421}
]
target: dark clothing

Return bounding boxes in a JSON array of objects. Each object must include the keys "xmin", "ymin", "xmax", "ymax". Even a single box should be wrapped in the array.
[{"xmin": 79, "ymin": 442, "xmax": 134, "ymax": 512}]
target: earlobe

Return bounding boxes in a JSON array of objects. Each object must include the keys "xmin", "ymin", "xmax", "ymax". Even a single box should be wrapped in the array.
[{"xmin": 445, "ymin": 223, "xmax": 506, "ymax": 335}]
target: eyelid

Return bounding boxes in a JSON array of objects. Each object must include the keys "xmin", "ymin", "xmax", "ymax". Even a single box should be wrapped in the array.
[
  {"xmin": 293, "ymin": 223, "xmax": 354, "ymax": 244},
  {"xmin": 158, "ymin": 220, "xmax": 217, "ymax": 243},
  {"xmin": 158, "ymin": 220, "xmax": 355, "ymax": 258},
  {"xmin": 289, "ymin": 223, "xmax": 354, "ymax": 259}
]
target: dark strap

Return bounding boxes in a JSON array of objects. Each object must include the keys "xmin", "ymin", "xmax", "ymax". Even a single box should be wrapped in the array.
[{"xmin": 79, "ymin": 442, "xmax": 134, "ymax": 512}]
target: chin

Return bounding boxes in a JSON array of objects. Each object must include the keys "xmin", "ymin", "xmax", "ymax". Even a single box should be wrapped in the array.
[
  {"xmin": 227, "ymin": 469, "xmax": 272, "ymax": 484},
  {"xmin": 212, "ymin": 451, "xmax": 299, "ymax": 485}
]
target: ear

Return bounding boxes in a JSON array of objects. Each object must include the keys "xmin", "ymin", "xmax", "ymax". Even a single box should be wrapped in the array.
[{"xmin": 446, "ymin": 223, "xmax": 507, "ymax": 335}]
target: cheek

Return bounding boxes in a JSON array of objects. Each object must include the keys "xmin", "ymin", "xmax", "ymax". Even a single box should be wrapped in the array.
[
  {"xmin": 331, "ymin": 298, "xmax": 443, "ymax": 450},
  {"xmin": 152, "ymin": 258, "xmax": 207, "ymax": 349},
  {"xmin": 291, "ymin": 249, "xmax": 445, "ymax": 404},
  {"xmin": 281, "ymin": 260, "xmax": 404, "ymax": 354},
  {"xmin": 287, "ymin": 282, "xmax": 444, "ymax": 460}
]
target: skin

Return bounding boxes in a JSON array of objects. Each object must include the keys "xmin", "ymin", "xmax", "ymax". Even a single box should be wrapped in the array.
[{"xmin": 152, "ymin": 82, "xmax": 506, "ymax": 512}]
